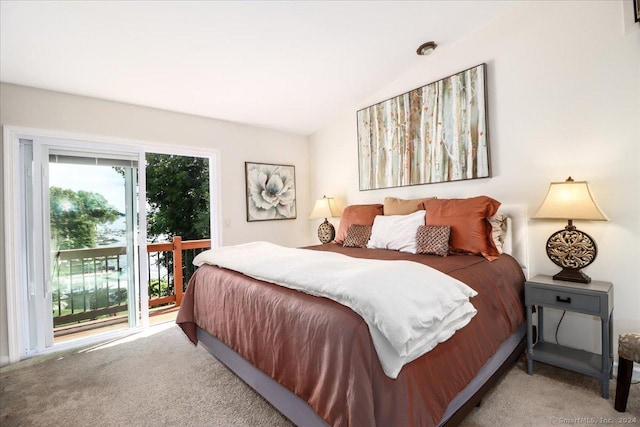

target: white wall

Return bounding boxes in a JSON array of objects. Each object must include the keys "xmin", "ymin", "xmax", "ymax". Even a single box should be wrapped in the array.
[
  {"xmin": 310, "ymin": 1, "xmax": 640, "ymax": 356},
  {"xmin": 0, "ymin": 83, "xmax": 312, "ymax": 362}
]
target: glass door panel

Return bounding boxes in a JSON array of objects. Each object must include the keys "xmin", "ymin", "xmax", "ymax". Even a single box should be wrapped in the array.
[
  {"xmin": 48, "ymin": 154, "xmax": 139, "ymax": 341},
  {"xmin": 144, "ymin": 153, "xmax": 211, "ymax": 316}
]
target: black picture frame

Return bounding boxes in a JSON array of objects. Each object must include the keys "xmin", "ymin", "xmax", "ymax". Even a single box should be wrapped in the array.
[
  {"xmin": 635, "ymin": 0, "xmax": 639, "ymax": 22},
  {"xmin": 245, "ymin": 162, "xmax": 297, "ymax": 222},
  {"xmin": 356, "ymin": 64, "xmax": 491, "ymax": 191}
]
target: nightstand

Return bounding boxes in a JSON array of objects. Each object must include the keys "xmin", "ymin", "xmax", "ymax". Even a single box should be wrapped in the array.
[{"xmin": 525, "ymin": 275, "xmax": 613, "ymax": 398}]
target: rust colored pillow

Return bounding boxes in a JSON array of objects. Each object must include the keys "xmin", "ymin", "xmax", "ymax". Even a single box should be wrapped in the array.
[
  {"xmin": 383, "ymin": 196, "xmax": 436, "ymax": 216},
  {"xmin": 420, "ymin": 196, "xmax": 501, "ymax": 260},
  {"xmin": 334, "ymin": 204, "xmax": 384, "ymax": 244},
  {"xmin": 343, "ymin": 224, "xmax": 372, "ymax": 248}
]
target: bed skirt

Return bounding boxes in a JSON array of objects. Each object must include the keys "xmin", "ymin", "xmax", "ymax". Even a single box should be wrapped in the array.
[{"xmin": 196, "ymin": 323, "xmax": 527, "ymax": 426}]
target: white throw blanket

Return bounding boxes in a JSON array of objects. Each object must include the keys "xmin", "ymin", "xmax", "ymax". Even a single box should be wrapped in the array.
[{"xmin": 193, "ymin": 242, "xmax": 478, "ymax": 378}]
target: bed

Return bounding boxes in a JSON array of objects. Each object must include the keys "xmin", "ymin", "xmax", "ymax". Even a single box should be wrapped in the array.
[{"xmin": 176, "ymin": 200, "xmax": 529, "ymax": 426}]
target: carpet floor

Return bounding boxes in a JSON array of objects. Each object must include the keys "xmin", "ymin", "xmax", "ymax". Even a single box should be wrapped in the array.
[{"xmin": 1, "ymin": 323, "xmax": 638, "ymax": 426}]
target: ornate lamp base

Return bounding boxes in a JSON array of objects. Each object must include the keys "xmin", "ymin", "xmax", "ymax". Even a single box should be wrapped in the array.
[
  {"xmin": 553, "ymin": 268, "xmax": 591, "ymax": 283},
  {"xmin": 546, "ymin": 223, "xmax": 597, "ymax": 284},
  {"xmin": 317, "ymin": 219, "xmax": 335, "ymax": 244}
]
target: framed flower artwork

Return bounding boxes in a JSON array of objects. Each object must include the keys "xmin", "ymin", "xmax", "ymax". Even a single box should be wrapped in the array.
[{"xmin": 245, "ymin": 162, "xmax": 297, "ymax": 221}]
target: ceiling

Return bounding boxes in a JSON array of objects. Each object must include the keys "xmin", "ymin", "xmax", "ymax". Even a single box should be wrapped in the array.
[{"xmin": 0, "ymin": 1, "xmax": 512, "ymax": 136}]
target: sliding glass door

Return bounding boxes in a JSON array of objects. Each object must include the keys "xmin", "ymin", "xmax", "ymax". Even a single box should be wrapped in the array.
[
  {"xmin": 6, "ymin": 127, "xmax": 219, "ymax": 362},
  {"xmin": 19, "ymin": 138, "xmax": 143, "ymax": 353}
]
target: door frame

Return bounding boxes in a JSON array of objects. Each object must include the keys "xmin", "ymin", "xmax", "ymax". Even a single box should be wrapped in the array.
[{"xmin": 2, "ymin": 125, "xmax": 222, "ymax": 363}]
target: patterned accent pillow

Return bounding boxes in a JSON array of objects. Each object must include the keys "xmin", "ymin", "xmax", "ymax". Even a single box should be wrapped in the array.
[
  {"xmin": 488, "ymin": 213, "xmax": 508, "ymax": 254},
  {"xmin": 343, "ymin": 224, "xmax": 372, "ymax": 248},
  {"xmin": 416, "ymin": 225, "xmax": 451, "ymax": 257}
]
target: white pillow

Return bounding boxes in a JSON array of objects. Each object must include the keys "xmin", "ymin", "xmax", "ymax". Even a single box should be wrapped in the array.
[{"xmin": 367, "ymin": 210, "xmax": 426, "ymax": 254}]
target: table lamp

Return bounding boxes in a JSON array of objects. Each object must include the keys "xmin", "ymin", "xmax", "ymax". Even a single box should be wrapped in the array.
[
  {"xmin": 532, "ymin": 177, "xmax": 607, "ymax": 283},
  {"xmin": 309, "ymin": 196, "xmax": 341, "ymax": 244}
]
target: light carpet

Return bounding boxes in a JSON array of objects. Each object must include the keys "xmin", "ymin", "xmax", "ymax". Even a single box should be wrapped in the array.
[{"xmin": 1, "ymin": 324, "xmax": 638, "ymax": 426}]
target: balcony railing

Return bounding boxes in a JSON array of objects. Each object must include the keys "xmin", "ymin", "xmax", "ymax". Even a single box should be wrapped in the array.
[
  {"xmin": 147, "ymin": 236, "xmax": 211, "ymax": 308},
  {"xmin": 52, "ymin": 236, "xmax": 211, "ymax": 328}
]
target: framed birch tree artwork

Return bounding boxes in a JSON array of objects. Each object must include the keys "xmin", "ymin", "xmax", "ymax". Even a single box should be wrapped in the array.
[
  {"xmin": 357, "ymin": 63, "xmax": 490, "ymax": 191},
  {"xmin": 245, "ymin": 162, "xmax": 297, "ymax": 221}
]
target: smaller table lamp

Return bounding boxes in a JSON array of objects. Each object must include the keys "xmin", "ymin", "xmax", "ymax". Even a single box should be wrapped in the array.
[
  {"xmin": 532, "ymin": 177, "xmax": 608, "ymax": 283},
  {"xmin": 309, "ymin": 196, "xmax": 342, "ymax": 244}
]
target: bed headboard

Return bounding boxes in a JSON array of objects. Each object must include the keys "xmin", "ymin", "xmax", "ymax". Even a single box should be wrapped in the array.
[{"xmin": 499, "ymin": 204, "xmax": 530, "ymax": 279}]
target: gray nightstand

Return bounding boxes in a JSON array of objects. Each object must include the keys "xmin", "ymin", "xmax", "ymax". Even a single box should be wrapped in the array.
[{"xmin": 525, "ymin": 275, "xmax": 613, "ymax": 398}]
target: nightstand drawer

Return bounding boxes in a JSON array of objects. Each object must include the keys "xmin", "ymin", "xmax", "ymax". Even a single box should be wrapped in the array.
[{"xmin": 527, "ymin": 286, "xmax": 600, "ymax": 314}]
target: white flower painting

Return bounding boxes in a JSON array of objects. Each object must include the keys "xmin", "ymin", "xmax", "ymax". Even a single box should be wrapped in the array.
[{"xmin": 245, "ymin": 162, "xmax": 297, "ymax": 221}]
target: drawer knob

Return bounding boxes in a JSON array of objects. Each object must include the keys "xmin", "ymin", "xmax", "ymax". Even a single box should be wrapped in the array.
[{"xmin": 556, "ymin": 296, "xmax": 572, "ymax": 304}]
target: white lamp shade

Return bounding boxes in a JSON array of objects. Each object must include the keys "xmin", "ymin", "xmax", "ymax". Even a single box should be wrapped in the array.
[
  {"xmin": 533, "ymin": 179, "xmax": 607, "ymax": 221},
  {"xmin": 308, "ymin": 197, "xmax": 341, "ymax": 220}
]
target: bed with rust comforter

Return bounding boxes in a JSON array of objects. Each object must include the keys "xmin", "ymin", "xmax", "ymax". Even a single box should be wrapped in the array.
[{"xmin": 177, "ymin": 244, "xmax": 525, "ymax": 426}]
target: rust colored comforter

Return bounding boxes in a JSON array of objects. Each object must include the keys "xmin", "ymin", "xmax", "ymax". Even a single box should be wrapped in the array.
[{"xmin": 177, "ymin": 244, "xmax": 525, "ymax": 426}]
